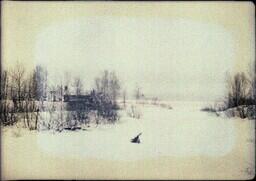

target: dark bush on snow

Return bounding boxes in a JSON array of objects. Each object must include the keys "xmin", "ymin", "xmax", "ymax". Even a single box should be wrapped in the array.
[
  {"xmin": 201, "ymin": 106, "xmax": 216, "ymax": 112},
  {"xmin": 90, "ymin": 90, "xmax": 119, "ymax": 123},
  {"xmin": 65, "ymin": 90, "xmax": 119, "ymax": 125},
  {"xmin": 220, "ymin": 72, "xmax": 256, "ymax": 119}
]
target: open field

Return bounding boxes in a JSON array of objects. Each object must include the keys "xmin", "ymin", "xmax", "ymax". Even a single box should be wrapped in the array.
[{"xmin": 1, "ymin": 101, "xmax": 255, "ymax": 179}]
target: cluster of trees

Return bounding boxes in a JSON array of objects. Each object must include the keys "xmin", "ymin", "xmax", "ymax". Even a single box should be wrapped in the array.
[
  {"xmin": 0, "ymin": 62, "xmax": 47, "ymax": 128},
  {"xmin": 0, "ymin": 63, "xmax": 122, "ymax": 130},
  {"xmin": 65, "ymin": 90, "xmax": 120, "ymax": 127},
  {"xmin": 40, "ymin": 70, "xmax": 122, "ymax": 131},
  {"xmin": 94, "ymin": 70, "xmax": 121, "ymax": 104},
  {"xmin": 225, "ymin": 72, "xmax": 255, "ymax": 107},
  {"xmin": 93, "ymin": 70, "xmax": 121, "ymax": 122},
  {"xmin": 223, "ymin": 70, "xmax": 255, "ymax": 119}
]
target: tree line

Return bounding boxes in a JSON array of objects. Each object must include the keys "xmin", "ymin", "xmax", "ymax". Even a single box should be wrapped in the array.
[
  {"xmin": 0, "ymin": 62, "xmax": 47, "ymax": 128},
  {"xmin": 0, "ymin": 62, "xmax": 122, "ymax": 129},
  {"xmin": 202, "ymin": 66, "xmax": 256, "ymax": 119},
  {"xmin": 223, "ymin": 70, "xmax": 255, "ymax": 119}
]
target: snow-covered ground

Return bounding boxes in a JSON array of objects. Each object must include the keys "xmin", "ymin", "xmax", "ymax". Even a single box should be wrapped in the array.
[
  {"xmin": 1, "ymin": 101, "xmax": 255, "ymax": 179},
  {"xmin": 37, "ymin": 101, "xmax": 235, "ymax": 160}
]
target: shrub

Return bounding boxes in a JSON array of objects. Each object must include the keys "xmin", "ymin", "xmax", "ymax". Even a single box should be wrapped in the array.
[
  {"xmin": 90, "ymin": 91, "xmax": 119, "ymax": 123},
  {"xmin": 127, "ymin": 105, "xmax": 142, "ymax": 119},
  {"xmin": 222, "ymin": 72, "xmax": 256, "ymax": 119},
  {"xmin": 159, "ymin": 103, "xmax": 172, "ymax": 109},
  {"xmin": 201, "ymin": 106, "xmax": 216, "ymax": 112}
]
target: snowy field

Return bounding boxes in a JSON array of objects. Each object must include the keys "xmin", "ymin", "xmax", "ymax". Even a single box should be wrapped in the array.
[
  {"xmin": 1, "ymin": 101, "xmax": 255, "ymax": 179},
  {"xmin": 37, "ymin": 101, "xmax": 235, "ymax": 160}
]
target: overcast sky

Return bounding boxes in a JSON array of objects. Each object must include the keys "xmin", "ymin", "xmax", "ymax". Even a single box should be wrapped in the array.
[
  {"xmin": 3, "ymin": 2, "xmax": 254, "ymax": 101},
  {"xmin": 34, "ymin": 17, "xmax": 235, "ymax": 101}
]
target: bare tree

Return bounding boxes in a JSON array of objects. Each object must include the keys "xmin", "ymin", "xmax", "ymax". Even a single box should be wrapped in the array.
[
  {"xmin": 93, "ymin": 70, "xmax": 121, "ymax": 122},
  {"xmin": 22, "ymin": 71, "xmax": 40, "ymax": 129},
  {"xmin": 122, "ymin": 89, "xmax": 126, "ymax": 108},
  {"xmin": 95, "ymin": 77, "xmax": 101, "ymax": 93},
  {"xmin": 101, "ymin": 70, "xmax": 109, "ymax": 96},
  {"xmin": 94, "ymin": 70, "xmax": 121, "ymax": 104},
  {"xmin": 1, "ymin": 65, "xmax": 41, "ymax": 129},
  {"xmin": 134, "ymin": 85, "xmax": 142, "ymax": 102},
  {"xmin": 109, "ymin": 71, "xmax": 120, "ymax": 104},
  {"xmin": 10, "ymin": 62, "xmax": 26, "ymax": 110},
  {"xmin": 247, "ymin": 63, "xmax": 256, "ymax": 103},
  {"xmin": 49, "ymin": 85, "xmax": 58, "ymax": 102},
  {"xmin": 73, "ymin": 76, "xmax": 83, "ymax": 95},
  {"xmin": 226, "ymin": 72, "xmax": 249, "ymax": 107},
  {"xmin": 223, "ymin": 71, "xmax": 256, "ymax": 119},
  {"xmin": 0, "ymin": 70, "xmax": 15, "ymax": 125},
  {"xmin": 0, "ymin": 70, "xmax": 8, "ymax": 100},
  {"xmin": 34, "ymin": 65, "xmax": 48, "ymax": 101},
  {"xmin": 63, "ymin": 71, "xmax": 71, "ymax": 95}
]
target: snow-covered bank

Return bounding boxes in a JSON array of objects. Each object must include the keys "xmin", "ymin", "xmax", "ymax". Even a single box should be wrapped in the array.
[
  {"xmin": 216, "ymin": 105, "xmax": 256, "ymax": 120},
  {"xmin": 1, "ymin": 101, "xmax": 255, "ymax": 179}
]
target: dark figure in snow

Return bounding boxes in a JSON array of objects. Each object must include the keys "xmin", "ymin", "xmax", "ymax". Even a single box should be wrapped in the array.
[{"xmin": 131, "ymin": 132, "xmax": 142, "ymax": 144}]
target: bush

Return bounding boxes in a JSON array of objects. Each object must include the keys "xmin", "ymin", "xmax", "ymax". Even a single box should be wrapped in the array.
[
  {"xmin": 247, "ymin": 105, "xmax": 256, "ymax": 120},
  {"xmin": 0, "ymin": 100, "xmax": 19, "ymax": 126},
  {"xmin": 127, "ymin": 105, "xmax": 142, "ymax": 119},
  {"xmin": 159, "ymin": 103, "xmax": 172, "ymax": 109},
  {"xmin": 90, "ymin": 91, "xmax": 119, "ymax": 123},
  {"xmin": 201, "ymin": 106, "xmax": 216, "ymax": 112},
  {"xmin": 220, "ymin": 72, "xmax": 256, "ymax": 119}
]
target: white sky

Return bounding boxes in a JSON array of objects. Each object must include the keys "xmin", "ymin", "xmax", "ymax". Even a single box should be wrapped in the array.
[
  {"xmin": 35, "ymin": 17, "xmax": 235, "ymax": 101},
  {"xmin": 2, "ymin": 2, "xmax": 254, "ymax": 101}
]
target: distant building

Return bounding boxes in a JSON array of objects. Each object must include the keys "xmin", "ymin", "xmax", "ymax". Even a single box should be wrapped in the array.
[
  {"xmin": 63, "ymin": 95, "xmax": 93, "ymax": 103},
  {"xmin": 63, "ymin": 94, "xmax": 96, "ymax": 111}
]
